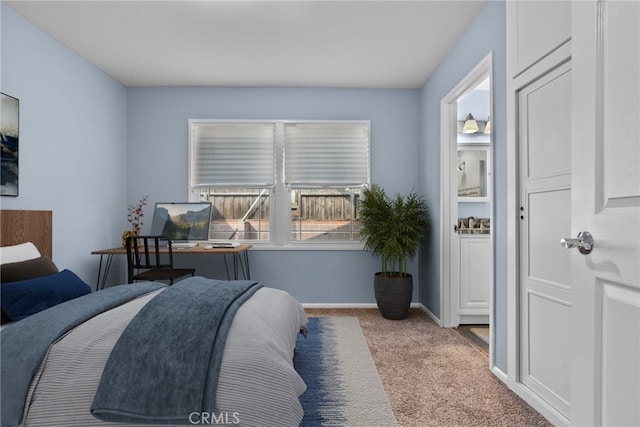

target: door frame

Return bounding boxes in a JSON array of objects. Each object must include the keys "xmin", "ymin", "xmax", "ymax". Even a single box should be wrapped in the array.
[{"xmin": 439, "ymin": 52, "xmax": 494, "ymax": 362}]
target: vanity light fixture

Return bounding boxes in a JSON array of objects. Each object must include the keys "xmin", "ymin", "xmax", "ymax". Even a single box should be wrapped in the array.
[
  {"xmin": 457, "ymin": 161, "xmax": 466, "ymax": 171},
  {"xmin": 484, "ymin": 116, "xmax": 491, "ymax": 134},
  {"xmin": 462, "ymin": 113, "xmax": 479, "ymax": 133}
]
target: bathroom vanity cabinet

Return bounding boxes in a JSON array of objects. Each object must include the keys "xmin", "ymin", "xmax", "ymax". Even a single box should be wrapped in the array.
[{"xmin": 458, "ymin": 233, "xmax": 491, "ymax": 324}]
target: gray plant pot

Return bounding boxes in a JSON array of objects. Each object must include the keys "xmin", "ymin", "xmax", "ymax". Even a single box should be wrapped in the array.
[{"xmin": 374, "ymin": 272, "xmax": 413, "ymax": 320}]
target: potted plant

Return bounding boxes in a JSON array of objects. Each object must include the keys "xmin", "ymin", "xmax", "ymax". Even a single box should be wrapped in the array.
[{"xmin": 359, "ymin": 184, "xmax": 430, "ymax": 319}]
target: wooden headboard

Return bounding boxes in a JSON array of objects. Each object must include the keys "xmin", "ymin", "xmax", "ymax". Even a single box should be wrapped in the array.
[{"xmin": 0, "ymin": 210, "xmax": 53, "ymax": 258}]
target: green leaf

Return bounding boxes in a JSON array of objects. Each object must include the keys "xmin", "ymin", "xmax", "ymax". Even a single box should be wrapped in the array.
[{"xmin": 359, "ymin": 184, "xmax": 430, "ymax": 278}]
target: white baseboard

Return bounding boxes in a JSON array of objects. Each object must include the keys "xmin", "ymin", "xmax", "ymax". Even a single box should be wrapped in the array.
[
  {"xmin": 302, "ymin": 302, "xmax": 430, "ymax": 310},
  {"xmin": 418, "ymin": 304, "xmax": 443, "ymax": 326},
  {"xmin": 301, "ymin": 303, "xmax": 379, "ymax": 309},
  {"xmin": 459, "ymin": 314, "xmax": 490, "ymax": 324},
  {"xmin": 490, "ymin": 365, "xmax": 508, "ymax": 383},
  {"xmin": 507, "ymin": 381, "xmax": 569, "ymax": 426}
]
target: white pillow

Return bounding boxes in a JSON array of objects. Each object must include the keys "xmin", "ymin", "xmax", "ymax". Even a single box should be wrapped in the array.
[{"xmin": 0, "ymin": 242, "xmax": 41, "ymax": 265}]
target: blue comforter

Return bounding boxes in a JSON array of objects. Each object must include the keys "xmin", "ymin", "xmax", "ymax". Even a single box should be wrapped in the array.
[
  {"xmin": 90, "ymin": 277, "xmax": 261, "ymax": 424},
  {"xmin": 1, "ymin": 277, "xmax": 262, "ymax": 427}
]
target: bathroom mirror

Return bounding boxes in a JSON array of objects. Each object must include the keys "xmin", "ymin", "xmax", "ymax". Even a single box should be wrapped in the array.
[{"xmin": 457, "ymin": 145, "xmax": 489, "ymax": 201}]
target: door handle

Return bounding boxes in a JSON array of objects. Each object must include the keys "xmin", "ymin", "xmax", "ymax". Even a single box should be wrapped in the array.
[{"xmin": 561, "ymin": 231, "xmax": 594, "ymax": 255}]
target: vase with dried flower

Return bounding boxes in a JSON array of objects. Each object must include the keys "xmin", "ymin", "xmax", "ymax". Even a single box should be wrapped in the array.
[{"xmin": 122, "ymin": 195, "xmax": 148, "ymax": 247}]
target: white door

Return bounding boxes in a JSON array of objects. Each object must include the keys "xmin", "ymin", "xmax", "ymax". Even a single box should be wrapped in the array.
[
  {"xmin": 570, "ymin": 1, "xmax": 640, "ymax": 426},
  {"xmin": 518, "ymin": 59, "xmax": 572, "ymax": 420},
  {"xmin": 459, "ymin": 235, "xmax": 491, "ymax": 319}
]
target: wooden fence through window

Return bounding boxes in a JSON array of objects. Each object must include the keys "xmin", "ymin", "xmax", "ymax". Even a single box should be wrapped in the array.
[{"xmin": 207, "ymin": 193, "xmax": 360, "ymax": 221}]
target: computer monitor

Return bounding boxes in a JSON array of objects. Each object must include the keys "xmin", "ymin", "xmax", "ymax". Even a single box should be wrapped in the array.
[{"xmin": 150, "ymin": 202, "xmax": 212, "ymax": 241}]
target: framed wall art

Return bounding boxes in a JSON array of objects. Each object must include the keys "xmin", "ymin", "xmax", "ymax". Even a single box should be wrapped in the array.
[{"xmin": 1, "ymin": 92, "xmax": 19, "ymax": 197}]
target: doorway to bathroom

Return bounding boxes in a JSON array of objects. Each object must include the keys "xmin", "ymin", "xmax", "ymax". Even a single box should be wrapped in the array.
[{"xmin": 439, "ymin": 54, "xmax": 494, "ymax": 361}]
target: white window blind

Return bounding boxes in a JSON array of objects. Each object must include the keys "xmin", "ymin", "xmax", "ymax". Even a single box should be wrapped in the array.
[
  {"xmin": 190, "ymin": 121, "xmax": 275, "ymax": 187},
  {"xmin": 283, "ymin": 122, "xmax": 370, "ymax": 188}
]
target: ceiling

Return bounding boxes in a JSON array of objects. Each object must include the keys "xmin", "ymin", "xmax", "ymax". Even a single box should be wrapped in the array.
[{"xmin": 6, "ymin": 1, "xmax": 487, "ymax": 89}]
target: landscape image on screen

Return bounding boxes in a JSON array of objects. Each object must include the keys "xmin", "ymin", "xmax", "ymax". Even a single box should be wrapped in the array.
[{"xmin": 150, "ymin": 202, "xmax": 212, "ymax": 241}]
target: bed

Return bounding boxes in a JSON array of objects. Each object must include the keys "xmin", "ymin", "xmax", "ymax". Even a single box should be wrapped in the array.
[{"xmin": 0, "ymin": 210, "xmax": 308, "ymax": 427}]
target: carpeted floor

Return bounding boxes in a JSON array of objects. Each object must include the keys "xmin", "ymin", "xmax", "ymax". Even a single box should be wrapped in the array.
[{"xmin": 305, "ymin": 308, "xmax": 552, "ymax": 427}]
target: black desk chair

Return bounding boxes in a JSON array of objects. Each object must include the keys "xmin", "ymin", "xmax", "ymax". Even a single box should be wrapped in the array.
[{"xmin": 125, "ymin": 235, "xmax": 195, "ymax": 285}]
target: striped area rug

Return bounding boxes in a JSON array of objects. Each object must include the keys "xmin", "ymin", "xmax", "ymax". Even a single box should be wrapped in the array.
[{"xmin": 294, "ymin": 317, "xmax": 397, "ymax": 427}]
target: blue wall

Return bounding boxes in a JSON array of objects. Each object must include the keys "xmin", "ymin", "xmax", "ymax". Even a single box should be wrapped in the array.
[
  {"xmin": 126, "ymin": 87, "xmax": 421, "ymax": 303},
  {"xmin": 418, "ymin": 0, "xmax": 507, "ymax": 371},
  {"xmin": 1, "ymin": 5, "xmax": 128, "ymax": 284}
]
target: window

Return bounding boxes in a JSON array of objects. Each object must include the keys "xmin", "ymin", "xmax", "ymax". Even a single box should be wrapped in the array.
[{"xmin": 189, "ymin": 120, "xmax": 370, "ymax": 247}]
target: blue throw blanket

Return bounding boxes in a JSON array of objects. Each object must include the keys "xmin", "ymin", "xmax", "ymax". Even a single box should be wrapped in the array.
[
  {"xmin": 91, "ymin": 277, "xmax": 262, "ymax": 424},
  {"xmin": 0, "ymin": 282, "xmax": 166, "ymax": 427}
]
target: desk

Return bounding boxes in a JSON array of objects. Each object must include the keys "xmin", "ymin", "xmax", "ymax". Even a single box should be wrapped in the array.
[{"xmin": 91, "ymin": 244, "xmax": 252, "ymax": 290}]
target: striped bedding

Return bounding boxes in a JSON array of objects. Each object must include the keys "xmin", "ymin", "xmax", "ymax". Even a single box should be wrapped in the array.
[{"xmin": 13, "ymin": 286, "xmax": 307, "ymax": 427}]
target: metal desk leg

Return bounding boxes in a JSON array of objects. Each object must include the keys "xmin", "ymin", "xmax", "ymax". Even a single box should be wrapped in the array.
[
  {"xmin": 222, "ymin": 254, "xmax": 231, "ymax": 280},
  {"xmin": 240, "ymin": 250, "xmax": 250, "ymax": 280},
  {"xmin": 95, "ymin": 254, "xmax": 114, "ymax": 290},
  {"xmin": 234, "ymin": 252, "xmax": 239, "ymax": 279},
  {"xmin": 218, "ymin": 251, "xmax": 251, "ymax": 281},
  {"xmin": 232, "ymin": 250, "xmax": 250, "ymax": 280}
]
